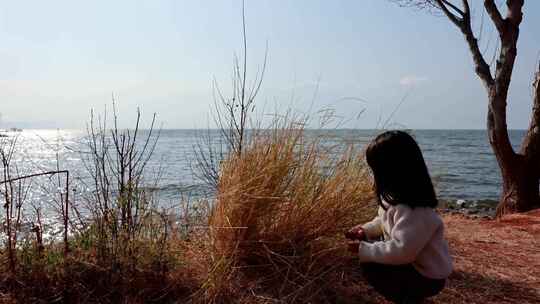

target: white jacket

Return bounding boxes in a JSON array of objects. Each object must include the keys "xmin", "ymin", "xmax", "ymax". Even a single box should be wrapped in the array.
[{"xmin": 359, "ymin": 202, "xmax": 453, "ymax": 279}]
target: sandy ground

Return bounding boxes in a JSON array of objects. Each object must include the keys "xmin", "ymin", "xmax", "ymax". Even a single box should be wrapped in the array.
[{"xmin": 433, "ymin": 209, "xmax": 540, "ymax": 304}]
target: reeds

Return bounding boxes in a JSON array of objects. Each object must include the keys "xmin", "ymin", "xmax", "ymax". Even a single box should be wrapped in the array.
[{"xmin": 196, "ymin": 117, "xmax": 376, "ymax": 303}]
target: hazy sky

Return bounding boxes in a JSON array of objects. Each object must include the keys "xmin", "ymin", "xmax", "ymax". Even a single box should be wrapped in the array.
[{"xmin": 1, "ymin": 0, "xmax": 539, "ymax": 129}]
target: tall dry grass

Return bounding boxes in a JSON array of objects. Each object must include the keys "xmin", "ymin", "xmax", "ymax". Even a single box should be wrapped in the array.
[
  {"xmin": 192, "ymin": 118, "xmax": 376, "ymax": 303},
  {"xmin": 0, "ymin": 113, "xmax": 377, "ymax": 303}
]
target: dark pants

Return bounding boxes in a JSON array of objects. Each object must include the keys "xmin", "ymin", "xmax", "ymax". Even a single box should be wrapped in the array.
[{"xmin": 361, "ymin": 263, "xmax": 445, "ymax": 303}]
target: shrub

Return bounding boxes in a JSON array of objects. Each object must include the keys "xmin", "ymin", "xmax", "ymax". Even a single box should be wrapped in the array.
[{"xmin": 197, "ymin": 118, "xmax": 376, "ymax": 303}]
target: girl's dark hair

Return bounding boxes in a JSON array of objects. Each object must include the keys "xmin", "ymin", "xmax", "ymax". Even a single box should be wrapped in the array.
[{"xmin": 366, "ymin": 130, "xmax": 437, "ymax": 209}]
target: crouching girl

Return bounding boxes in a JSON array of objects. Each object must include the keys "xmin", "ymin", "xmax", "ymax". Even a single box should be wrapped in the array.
[{"xmin": 346, "ymin": 131, "xmax": 453, "ymax": 303}]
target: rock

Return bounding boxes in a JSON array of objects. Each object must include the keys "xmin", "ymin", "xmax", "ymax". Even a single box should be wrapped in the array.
[
  {"xmin": 456, "ymin": 199, "xmax": 467, "ymax": 208},
  {"xmin": 465, "ymin": 209, "xmax": 478, "ymax": 215}
]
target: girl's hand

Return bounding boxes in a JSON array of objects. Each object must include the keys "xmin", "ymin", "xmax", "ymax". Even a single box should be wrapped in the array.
[
  {"xmin": 345, "ymin": 226, "xmax": 366, "ymax": 241},
  {"xmin": 347, "ymin": 241, "xmax": 360, "ymax": 254}
]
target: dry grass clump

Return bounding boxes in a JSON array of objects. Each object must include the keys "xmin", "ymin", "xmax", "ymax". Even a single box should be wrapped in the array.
[{"xmin": 197, "ymin": 120, "xmax": 376, "ymax": 303}]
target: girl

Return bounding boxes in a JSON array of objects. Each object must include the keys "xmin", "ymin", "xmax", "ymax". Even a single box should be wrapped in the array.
[{"xmin": 346, "ymin": 130, "xmax": 453, "ymax": 303}]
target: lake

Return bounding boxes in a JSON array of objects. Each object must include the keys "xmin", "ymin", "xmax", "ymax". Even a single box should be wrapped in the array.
[{"xmin": 1, "ymin": 129, "xmax": 527, "ymax": 209}]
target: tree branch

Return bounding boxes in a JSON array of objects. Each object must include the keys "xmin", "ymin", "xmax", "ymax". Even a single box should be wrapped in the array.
[
  {"xmin": 461, "ymin": 0, "xmax": 470, "ymax": 14},
  {"xmin": 505, "ymin": 0, "xmax": 524, "ymax": 27},
  {"xmin": 432, "ymin": 1, "xmax": 492, "ymax": 88},
  {"xmin": 461, "ymin": 26, "xmax": 494, "ymax": 88},
  {"xmin": 484, "ymin": 0, "xmax": 505, "ymax": 34},
  {"xmin": 520, "ymin": 63, "xmax": 540, "ymax": 161},
  {"xmin": 441, "ymin": 0, "xmax": 465, "ymax": 16},
  {"xmin": 492, "ymin": 0, "xmax": 523, "ymax": 95},
  {"xmin": 435, "ymin": 0, "xmax": 463, "ymax": 27}
]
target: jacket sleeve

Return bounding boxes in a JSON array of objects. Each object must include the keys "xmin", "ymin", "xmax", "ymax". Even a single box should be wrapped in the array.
[
  {"xmin": 361, "ymin": 213, "xmax": 383, "ymax": 240},
  {"xmin": 357, "ymin": 206, "xmax": 439, "ymax": 264}
]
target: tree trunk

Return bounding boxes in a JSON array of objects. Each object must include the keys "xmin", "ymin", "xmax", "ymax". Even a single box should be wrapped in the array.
[
  {"xmin": 496, "ymin": 155, "xmax": 540, "ymax": 216},
  {"xmin": 494, "ymin": 64, "xmax": 540, "ymax": 216}
]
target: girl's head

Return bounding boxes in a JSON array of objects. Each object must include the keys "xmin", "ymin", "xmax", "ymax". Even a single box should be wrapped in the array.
[{"xmin": 366, "ymin": 130, "xmax": 437, "ymax": 209}]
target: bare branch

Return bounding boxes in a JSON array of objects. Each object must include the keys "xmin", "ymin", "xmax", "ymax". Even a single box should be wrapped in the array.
[
  {"xmin": 434, "ymin": 0, "xmax": 464, "ymax": 27},
  {"xmin": 193, "ymin": 0, "xmax": 267, "ymax": 189},
  {"xmin": 461, "ymin": 25, "xmax": 495, "ymax": 88},
  {"xmin": 484, "ymin": 0, "xmax": 505, "ymax": 34},
  {"xmin": 439, "ymin": 1, "xmax": 495, "ymax": 87},
  {"xmin": 460, "ymin": 0, "xmax": 470, "ymax": 15},
  {"xmin": 491, "ymin": 0, "xmax": 523, "ymax": 92},
  {"xmin": 441, "ymin": 0, "xmax": 465, "ymax": 17},
  {"xmin": 520, "ymin": 62, "xmax": 540, "ymax": 160},
  {"xmin": 505, "ymin": 0, "xmax": 524, "ymax": 27}
]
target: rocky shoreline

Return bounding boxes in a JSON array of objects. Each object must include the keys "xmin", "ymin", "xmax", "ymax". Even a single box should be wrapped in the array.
[{"xmin": 439, "ymin": 199, "xmax": 498, "ymax": 219}]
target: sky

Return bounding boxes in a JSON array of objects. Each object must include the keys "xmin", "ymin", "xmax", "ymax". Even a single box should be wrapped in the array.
[{"xmin": 0, "ymin": 0, "xmax": 539, "ymax": 129}]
